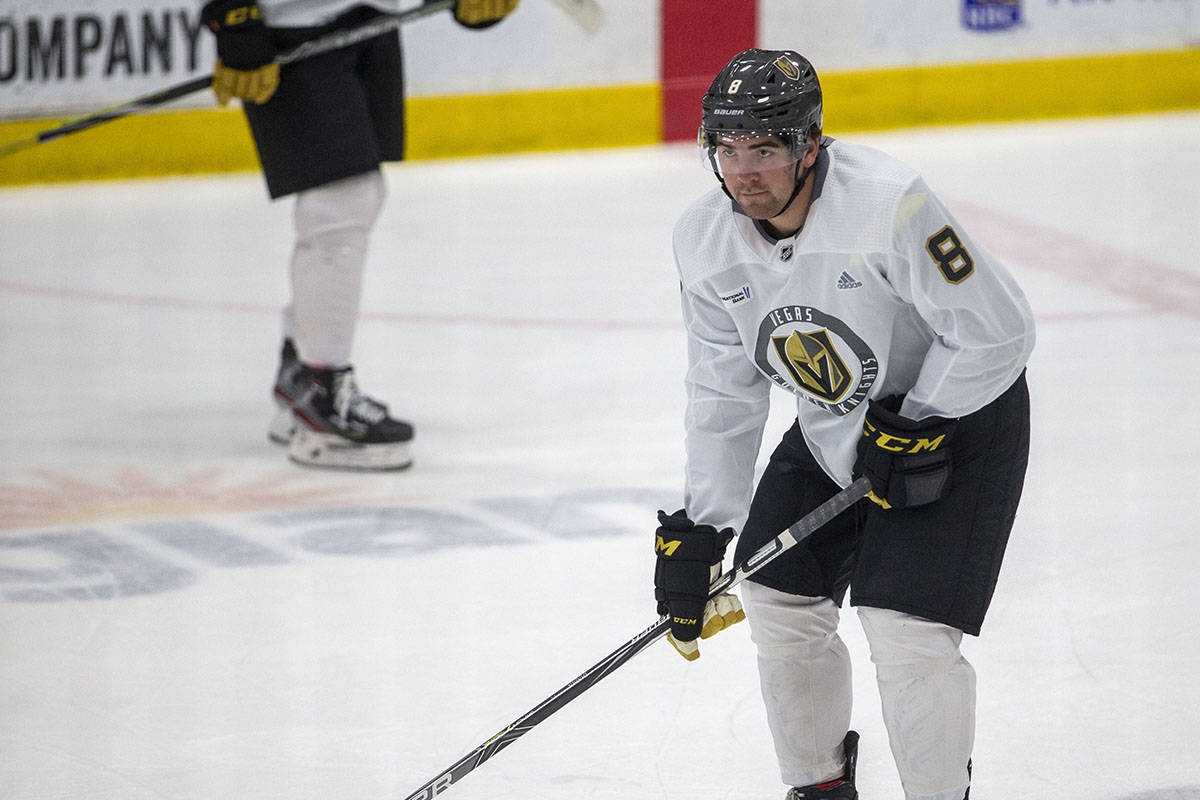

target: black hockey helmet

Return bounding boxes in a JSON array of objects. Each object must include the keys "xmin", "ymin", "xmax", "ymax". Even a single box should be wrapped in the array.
[{"xmin": 699, "ymin": 49, "xmax": 822, "ymax": 158}]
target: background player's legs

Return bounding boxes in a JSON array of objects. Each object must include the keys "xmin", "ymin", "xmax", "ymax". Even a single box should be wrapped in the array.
[
  {"xmin": 290, "ymin": 169, "xmax": 385, "ymax": 367},
  {"xmin": 858, "ymin": 606, "xmax": 974, "ymax": 800},
  {"xmin": 243, "ymin": 18, "xmax": 406, "ymax": 465},
  {"xmin": 272, "ymin": 170, "xmax": 412, "ymax": 470},
  {"xmin": 268, "ymin": 170, "xmax": 387, "ymax": 445},
  {"xmin": 743, "ymin": 581, "xmax": 853, "ymax": 788}
]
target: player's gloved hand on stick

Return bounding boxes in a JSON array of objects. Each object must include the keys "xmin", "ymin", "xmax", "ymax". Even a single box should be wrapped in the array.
[
  {"xmin": 653, "ymin": 509, "xmax": 745, "ymax": 661},
  {"xmin": 453, "ymin": 0, "xmax": 520, "ymax": 28},
  {"xmin": 201, "ymin": 0, "xmax": 280, "ymax": 106},
  {"xmin": 854, "ymin": 396, "xmax": 957, "ymax": 510}
]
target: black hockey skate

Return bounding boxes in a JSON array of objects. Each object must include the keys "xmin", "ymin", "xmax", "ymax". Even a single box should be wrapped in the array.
[
  {"xmin": 275, "ymin": 347, "xmax": 413, "ymax": 470},
  {"xmin": 268, "ymin": 339, "xmax": 306, "ymax": 444},
  {"xmin": 288, "ymin": 365, "xmax": 414, "ymax": 471},
  {"xmin": 785, "ymin": 731, "xmax": 859, "ymax": 800}
]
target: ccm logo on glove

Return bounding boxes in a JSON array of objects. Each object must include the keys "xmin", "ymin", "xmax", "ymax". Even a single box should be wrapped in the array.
[
  {"xmin": 209, "ymin": 4, "xmax": 260, "ymax": 29},
  {"xmin": 860, "ymin": 422, "xmax": 948, "ymax": 454},
  {"xmin": 854, "ymin": 397, "xmax": 957, "ymax": 510}
]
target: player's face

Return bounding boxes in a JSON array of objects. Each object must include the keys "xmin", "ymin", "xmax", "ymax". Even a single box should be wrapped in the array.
[{"xmin": 712, "ymin": 134, "xmax": 816, "ymax": 231}]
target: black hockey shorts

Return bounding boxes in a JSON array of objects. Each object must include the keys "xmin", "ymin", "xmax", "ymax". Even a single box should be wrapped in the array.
[
  {"xmin": 242, "ymin": 6, "xmax": 405, "ymax": 199},
  {"xmin": 734, "ymin": 370, "xmax": 1030, "ymax": 636}
]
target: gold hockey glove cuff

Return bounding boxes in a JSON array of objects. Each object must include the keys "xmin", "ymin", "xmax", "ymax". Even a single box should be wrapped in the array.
[
  {"xmin": 211, "ymin": 60, "xmax": 280, "ymax": 106},
  {"xmin": 201, "ymin": 0, "xmax": 280, "ymax": 105},
  {"xmin": 454, "ymin": 0, "xmax": 520, "ymax": 28}
]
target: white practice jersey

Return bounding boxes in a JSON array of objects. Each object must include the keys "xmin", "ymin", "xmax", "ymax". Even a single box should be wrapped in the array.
[
  {"xmin": 258, "ymin": 0, "xmax": 409, "ymax": 27},
  {"xmin": 674, "ymin": 138, "xmax": 1035, "ymax": 532}
]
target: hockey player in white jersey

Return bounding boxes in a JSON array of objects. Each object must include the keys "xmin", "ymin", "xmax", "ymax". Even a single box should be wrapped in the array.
[
  {"xmin": 651, "ymin": 49, "xmax": 1035, "ymax": 800},
  {"xmin": 200, "ymin": 0, "xmax": 518, "ymax": 469}
]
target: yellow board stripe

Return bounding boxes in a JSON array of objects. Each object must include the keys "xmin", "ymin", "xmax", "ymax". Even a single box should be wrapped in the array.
[
  {"xmin": 1, "ymin": 47, "xmax": 1197, "ymax": 187},
  {"xmin": 0, "ymin": 108, "xmax": 261, "ymax": 187},
  {"xmin": 406, "ymin": 83, "xmax": 662, "ymax": 160},
  {"xmin": 0, "ymin": 83, "xmax": 661, "ymax": 187},
  {"xmin": 823, "ymin": 47, "xmax": 1200, "ymax": 132}
]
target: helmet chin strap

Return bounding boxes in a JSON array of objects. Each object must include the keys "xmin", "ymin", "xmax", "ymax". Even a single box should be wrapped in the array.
[{"xmin": 774, "ymin": 159, "xmax": 810, "ymax": 217}]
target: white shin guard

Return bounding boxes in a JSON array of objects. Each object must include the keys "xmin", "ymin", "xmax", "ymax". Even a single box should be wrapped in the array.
[
  {"xmin": 742, "ymin": 581, "xmax": 853, "ymax": 788},
  {"xmin": 289, "ymin": 170, "xmax": 386, "ymax": 367},
  {"xmin": 857, "ymin": 606, "xmax": 975, "ymax": 800}
]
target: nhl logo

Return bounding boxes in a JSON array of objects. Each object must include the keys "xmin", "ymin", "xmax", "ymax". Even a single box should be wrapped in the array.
[
  {"xmin": 962, "ymin": 0, "xmax": 1021, "ymax": 32},
  {"xmin": 780, "ymin": 244, "xmax": 794, "ymax": 262}
]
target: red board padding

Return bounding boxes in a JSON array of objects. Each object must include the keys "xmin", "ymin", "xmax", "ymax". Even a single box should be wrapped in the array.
[{"xmin": 660, "ymin": 0, "xmax": 757, "ymax": 141}]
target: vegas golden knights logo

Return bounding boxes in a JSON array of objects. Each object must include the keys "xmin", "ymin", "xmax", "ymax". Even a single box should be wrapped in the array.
[
  {"xmin": 754, "ymin": 305, "xmax": 877, "ymax": 416},
  {"xmin": 773, "ymin": 55, "xmax": 800, "ymax": 81},
  {"xmin": 771, "ymin": 329, "xmax": 852, "ymax": 403}
]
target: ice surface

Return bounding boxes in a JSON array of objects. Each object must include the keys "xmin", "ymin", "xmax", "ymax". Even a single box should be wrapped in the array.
[{"xmin": 1, "ymin": 111, "xmax": 1199, "ymax": 799}]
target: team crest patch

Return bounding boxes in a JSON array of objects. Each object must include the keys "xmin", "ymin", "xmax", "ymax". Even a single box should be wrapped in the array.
[
  {"xmin": 754, "ymin": 305, "xmax": 878, "ymax": 415},
  {"xmin": 771, "ymin": 329, "xmax": 852, "ymax": 403}
]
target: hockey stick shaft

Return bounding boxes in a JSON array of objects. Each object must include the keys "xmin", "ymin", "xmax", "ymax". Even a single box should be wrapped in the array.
[
  {"xmin": 0, "ymin": 0, "xmax": 453, "ymax": 160},
  {"xmin": 546, "ymin": 0, "xmax": 605, "ymax": 35},
  {"xmin": 401, "ymin": 476, "xmax": 872, "ymax": 800}
]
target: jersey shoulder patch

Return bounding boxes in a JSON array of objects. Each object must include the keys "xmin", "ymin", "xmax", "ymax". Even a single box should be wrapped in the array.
[
  {"xmin": 673, "ymin": 187, "xmax": 756, "ymax": 287},
  {"xmin": 808, "ymin": 142, "xmax": 923, "ymax": 255}
]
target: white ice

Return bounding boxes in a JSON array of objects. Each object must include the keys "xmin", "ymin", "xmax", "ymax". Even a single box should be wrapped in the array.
[{"xmin": 1, "ymin": 111, "xmax": 1199, "ymax": 800}]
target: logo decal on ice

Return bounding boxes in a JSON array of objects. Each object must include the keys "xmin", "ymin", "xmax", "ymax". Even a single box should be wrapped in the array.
[
  {"xmin": 754, "ymin": 305, "xmax": 878, "ymax": 416},
  {"xmin": 0, "ymin": 473, "xmax": 678, "ymax": 604}
]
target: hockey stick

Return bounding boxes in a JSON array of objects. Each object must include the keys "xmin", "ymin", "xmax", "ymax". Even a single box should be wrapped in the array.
[
  {"xmin": 0, "ymin": 0, "xmax": 454, "ymax": 161},
  {"xmin": 401, "ymin": 475, "xmax": 872, "ymax": 800}
]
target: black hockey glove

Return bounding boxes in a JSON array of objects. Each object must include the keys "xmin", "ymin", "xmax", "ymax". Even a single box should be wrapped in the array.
[
  {"xmin": 854, "ymin": 397, "xmax": 957, "ymax": 510},
  {"xmin": 653, "ymin": 509, "xmax": 744, "ymax": 661},
  {"xmin": 453, "ymin": 0, "xmax": 519, "ymax": 28},
  {"xmin": 201, "ymin": 0, "xmax": 279, "ymax": 105}
]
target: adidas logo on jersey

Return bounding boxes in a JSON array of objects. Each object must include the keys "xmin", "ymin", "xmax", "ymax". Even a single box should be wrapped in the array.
[{"xmin": 836, "ymin": 271, "xmax": 863, "ymax": 289}]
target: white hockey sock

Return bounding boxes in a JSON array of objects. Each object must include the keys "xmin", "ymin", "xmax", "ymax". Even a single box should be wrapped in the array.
[
  {"xmin": 858, "ymin": 606, "xmax": 975, "ymax": 800},
  {"xmin": 742, "ymin": 581, "xmax": 853, "ymax": 788},
  {"xmin": 289, "ymin": 170, "xmax": 386, "ymax": 368}
]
